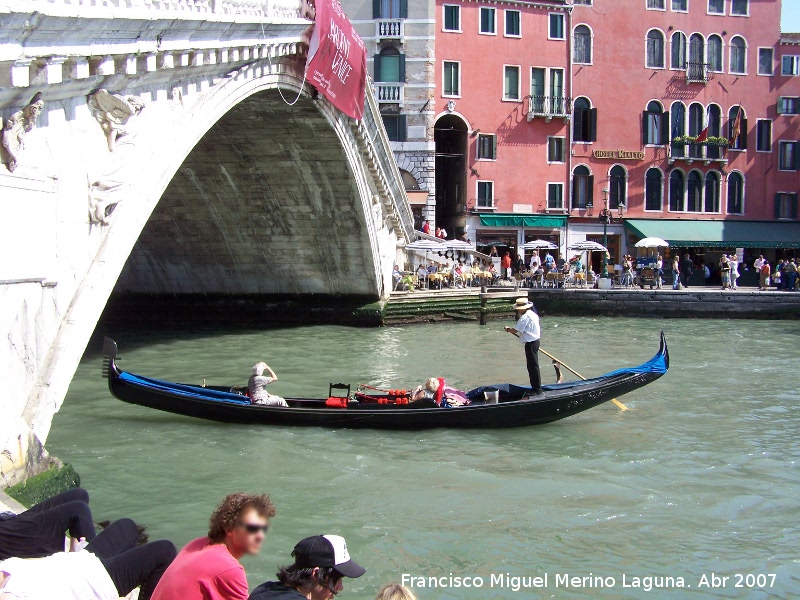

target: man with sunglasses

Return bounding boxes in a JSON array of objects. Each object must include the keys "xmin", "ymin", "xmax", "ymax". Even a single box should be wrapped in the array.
[
  {"xmin": 249, "ymin": 534, "xmax": 365, "ymax": 600},
  {"xmin": 152, "ymin": 492, "xmax": 275, "ymax": 600}
]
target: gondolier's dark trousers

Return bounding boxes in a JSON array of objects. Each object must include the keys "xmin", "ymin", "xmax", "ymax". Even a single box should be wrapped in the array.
[{"xmin": 524, "ymin": 340, "xmax": 542, "ymax": 393}]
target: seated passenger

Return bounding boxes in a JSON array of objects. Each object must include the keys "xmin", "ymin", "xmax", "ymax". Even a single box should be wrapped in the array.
[
  {"xmin": 249, "ymin": 362, "xmax": 288, "ymax": 407},
  {"xmin": 411, "ymin": 378, "xmax": 469, "ymax": 406}
]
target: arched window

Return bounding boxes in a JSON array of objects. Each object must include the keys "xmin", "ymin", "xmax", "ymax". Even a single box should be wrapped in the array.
[
  {"xmin": 687, "ymin": 170, "xmax": 703, "ymax": 212},
  {"xmin": 728, "ymin": 106, "xmax": 747, "ymax": 150},
  {"xmin": 671, "ymin": 31, "xmax": 687, "ymax": 70},
  {"xmin": 688, "ymin": 34, "xmax": 705, "ymax": 81},
  {"xmin": 669, "ymin": 170, "xmax": 685, "ymax": 212},
  {"xmin": 730, "ymin": 36, "xmax": 746, "ymax": 74},
  {"xmin": 400, "ymin": 169, "xmax": 421, "ymax": 191},
  {"xmin": 572, "ymin": 165, "xmax": 593, "ymax": 209},
  {"xmin": 644, "ymin": 100, "xmax": 666, "ymax": 145},
  {"xmin": 704, "ymin": 171, "xmax": 720, "ymax": 213},
  {"xmin": 573, "ymin": 25, "xmax": 592, "ymax": 64},
  {"xmin": 688, "ymin": 103, "xmax": 704, "ymax": 158},
  {"xmin": 707, "ymin": 35, "xmax": 723, "ymax": 72},
  {"xmin": 573, "ymin": 97, "xmax": 595, "ymax": 142},
  {"xmin": 671, "ymin": 102, "xmax": 686, "ymax": 157},
  {"xmin": 375, "ymin": 46, "xmax": 404, "ymax": 82},
  {"xmin": 609, "ymin": 165, "xmax": 626, "ymax": 209},
  {"xmin": 645, "ymin": 168, "xmax": 663, "ymax": 211},
  {"xmin": 646, "ymin": 29, "xmax": 665, "ymax": 68},
  {"xmin": 707, "ymin": 104, "xmax": 722, "ymax": 159},
  {"xmin": 727, "ymin": 172, "xmax": 745, "ymax": 214}
]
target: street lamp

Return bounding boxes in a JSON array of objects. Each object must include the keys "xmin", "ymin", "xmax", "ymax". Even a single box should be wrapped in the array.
[{"xmin": 599, "ymin": 188, "xmax": 611, "ymax": 279}]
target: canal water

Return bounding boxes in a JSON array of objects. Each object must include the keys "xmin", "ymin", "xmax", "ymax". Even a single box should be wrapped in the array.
[{"xmin": 48, "ymin": 318, "xmax": 800, "ymax": 599}]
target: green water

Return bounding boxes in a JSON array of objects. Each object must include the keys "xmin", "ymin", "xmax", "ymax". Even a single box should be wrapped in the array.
[{"xmin": 48, "ymin": 318, "xmax": 800, "ymax": 599}]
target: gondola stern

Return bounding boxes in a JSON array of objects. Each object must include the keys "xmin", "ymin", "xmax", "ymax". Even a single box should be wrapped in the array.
[
  {"xmin": 102, "ymin": 336, "xmax": 120, "ymax": 382},
  {"xmin": 659, "ymin": 330, "xmax": 669, "ymax": 372}
]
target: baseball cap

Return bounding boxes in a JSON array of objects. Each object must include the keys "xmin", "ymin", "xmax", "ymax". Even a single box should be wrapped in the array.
[{"xmin": 292, "ymin": 534, "xmax": 366, "ymax": 579}]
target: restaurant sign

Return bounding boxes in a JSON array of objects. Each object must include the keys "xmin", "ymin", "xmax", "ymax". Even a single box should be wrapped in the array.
[{"xmin": 592, "ymin": 149, "xmax": 645, "ymax": 160}]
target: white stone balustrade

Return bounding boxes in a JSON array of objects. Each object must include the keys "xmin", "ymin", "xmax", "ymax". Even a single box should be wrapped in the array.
[
  {"xmin": 375, "ymin": 83, "xmax": 403, "ymax": 105},
  {"xmin": 376, "ymin": 19, "xmax": 404, "ymax": 41}
]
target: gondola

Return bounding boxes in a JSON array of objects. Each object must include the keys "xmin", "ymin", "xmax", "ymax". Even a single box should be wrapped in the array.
[{"xmin": 102, "ymin": 333, "xmax": 668, "ymax": 429}]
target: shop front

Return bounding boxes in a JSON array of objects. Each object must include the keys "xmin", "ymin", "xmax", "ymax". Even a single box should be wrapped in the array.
[
  {"xmin": 625, "ymin": 219, "xmax": 800, "ymax": 286},
  {"xmin": 469, "ymin": 213, "xmax": 568, "ymax": 265},
  {"xmin": 567, "ymin": 221, "xmax": 625, "ymax": 275}
]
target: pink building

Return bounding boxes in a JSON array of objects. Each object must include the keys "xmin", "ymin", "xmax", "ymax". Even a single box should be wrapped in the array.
[{"xmin": 434, "ymin": 0, "xmax": 800, "ymax": 278}]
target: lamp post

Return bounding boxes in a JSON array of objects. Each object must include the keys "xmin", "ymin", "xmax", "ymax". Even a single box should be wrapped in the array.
[{"xmin": 599, "ymin": 188, "xmax": 611, "ymax": 279}]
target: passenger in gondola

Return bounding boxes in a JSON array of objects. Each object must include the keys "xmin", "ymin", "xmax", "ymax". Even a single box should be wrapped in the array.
[
  {"xmin": 411, "ymin": 378, "xmax": 469, "ymax": 406},
  {"xmin": 249, "ymin": 362, "xmax": 288, "ymax": 407}
]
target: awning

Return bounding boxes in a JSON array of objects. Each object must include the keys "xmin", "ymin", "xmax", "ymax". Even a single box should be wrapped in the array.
[
  {"xmin": 624, "ymin": 219, "xmax": 800, "ymax": 249},
  {"xmin": 478, "ymin": 213, "xmax": 568, "ymax": 228}
]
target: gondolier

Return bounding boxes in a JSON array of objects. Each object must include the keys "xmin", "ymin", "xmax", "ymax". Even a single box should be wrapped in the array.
[{"xmin": 504, "ymin": 297, "xmax": 543, "ymax": 395}]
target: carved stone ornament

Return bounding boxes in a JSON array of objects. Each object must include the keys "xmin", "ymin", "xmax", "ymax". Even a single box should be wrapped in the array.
[
  {"xmin": 1, "ymin": 93, "xmax": 45, "ymax": 172},
  {"xmin": 87, "ymin": 89, "xmax": 145, "ymax": 152}
]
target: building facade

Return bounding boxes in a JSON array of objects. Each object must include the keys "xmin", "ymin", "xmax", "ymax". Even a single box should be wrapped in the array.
[
  {"xmin": 429, "ymin": 0, "xmax": 799, "ymax": 273},
  {"xmin": 344, "ymin": 0, "xmax": 437, "ymax": 230}
]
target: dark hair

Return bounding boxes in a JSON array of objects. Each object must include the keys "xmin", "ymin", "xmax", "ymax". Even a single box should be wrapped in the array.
[
  {"xmin": 277, "ymin": 564, "xmax": 341, "ymax": 590},
  {"xmin": 207, "ymin": 492, "xmax": 276, "ymax": 543}
]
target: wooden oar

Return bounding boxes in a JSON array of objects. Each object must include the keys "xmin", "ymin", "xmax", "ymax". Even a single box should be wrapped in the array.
[{"xmin": 539, "ymin": 348, "xmax": 628, "ymax": 411}]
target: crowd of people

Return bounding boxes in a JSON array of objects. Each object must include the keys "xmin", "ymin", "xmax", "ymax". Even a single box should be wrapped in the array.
[{"xmin": 0, "ymin": 489, "xmax": 423, "ymax": 600}]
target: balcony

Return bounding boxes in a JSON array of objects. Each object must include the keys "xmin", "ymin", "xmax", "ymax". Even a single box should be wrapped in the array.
[
  {"xmin": 470, "ymin": 199, "xmax": 497, "ymax": 212},
  {"xmin": 376, "ymin": 19, "xmax": 404, "ymax": 42},
  {"xmin": 375, "ymin": 83, "xmax": 404, "ymax": 105},
  {"xmin": 669, "ymin": 137, "xmax": 729, "ymax": 165},
  {"xmin": 526, "ymin": 95, "xmax": 572, "ymax": 123},
  {"xmin": 685, "ymin": 62, "xmax": 714, "ymax": 85}
]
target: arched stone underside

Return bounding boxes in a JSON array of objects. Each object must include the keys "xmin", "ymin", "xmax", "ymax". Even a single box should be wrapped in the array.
[{"xmin": 117, "ymin": 89, "xmax": 380, "ymax": 297}]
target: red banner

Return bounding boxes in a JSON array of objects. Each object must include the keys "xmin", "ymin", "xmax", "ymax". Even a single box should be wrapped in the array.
[{"xmin": 305, "ymin": 0, "xmax": 367, "ymax": 120}]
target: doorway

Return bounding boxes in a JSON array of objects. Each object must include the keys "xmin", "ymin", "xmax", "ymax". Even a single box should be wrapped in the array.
[{"xmin": 434, "ymin": 114, "xmax": 468, "ymax": 237}]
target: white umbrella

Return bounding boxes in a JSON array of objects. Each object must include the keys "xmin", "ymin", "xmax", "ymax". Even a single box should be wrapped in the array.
[
  {"xmin": 407, "ymin": 239, "xmax": 444, "ymax": 251},
  {"xmin": 568, "ymin": 240, "xmax": 608, "ymax": 252},
  {"xmin": 522, "ymin": 240, "xmax": 558, "ymax": 250},
  {"xmin": 635, "ymin": 237, "xmax": 670, "ymax": 248},
  {"xmin": 443, "ymin": 239, "xmax": 474, "ymax": 250}
]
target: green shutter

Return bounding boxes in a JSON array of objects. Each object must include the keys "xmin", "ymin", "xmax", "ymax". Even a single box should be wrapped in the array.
[
  {"xmin": 399, "ymin": 115, "xmax": 407, "ymax": 142},
  {"xmin": 373, "ymin": 54, "xmax": 381, "ymax": 81},
  {"xmin": 739, "ymin": 117, "xmax": 748, "ymax": 149},
  {"xmin": 491, "ymin": 135, "xmax": 497, "ymax": 159},
  {"xmin": 661, "ymin": 110, "xmax": 670, "ymax": 144},
  {"xmin": 560, "ymin": 139, "xmax": 567, "ymax": 162},
  {"xmin": 795, "ymin": 142, "xmax": 800, "ymax": 170},
  {"xmin": 399, "ymin": 54, "xmax": 406, "ymax": 82},
  {"xmin": 642, "ymin": 111, "xmax": 649, "ymax": 145},
  {"xmin": 775, "ymin": 194, "xmax": 782, "ymax": 219},
  {"xmin": 793, "ymin": 195, "xmax": 799, "ymax": 220},
  {"xmin": 587, "ymin": 175, "xmax": 594, "ymax": 207},
  {"xmin": 400, "ymin": 0, "xmax": 408, "ymax": 18},
  {"xmin": 589, "ymin": 108, "xmax": 598, "ymax": 142},
  {"xmin": 373, "ymin": 0, "xmax": 381, "ymax": 18},
  {"xmin": 777, "ymin": 98, "xmax": 785, "ymax": 115}
]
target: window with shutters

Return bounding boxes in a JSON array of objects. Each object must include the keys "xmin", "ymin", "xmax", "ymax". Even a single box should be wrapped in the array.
[
  {"xmin": 573, "ymin": 25, "xmax": 592, "ymax": 64},
  {"xmin": 375, "ymin": 46, "xmax": 404, "ymax": 82},
  {"xmin": 669, "ymin": 170, "xmax": 685, "ymax": 212},
  {"xmin": 443, "ymin": 5, "xmax": 460, "ymax": 32},
  {"xmin": 477, "ymin": 181, "xmax": 494, "ymax": 208},
  {"xmin": 645, "ymin": 168, "xmax": 663, "ymax": 211},
  {"xmin": 573, "ymin": 97, "xmax": 596, "ymax": 142},
  {"xmin": 727, "ymin": 172, "xmax": 745, "ymax": 215},
  {"xmin": 758, "ymin": 48, "xmax": 774, "ymax": 75},
  {"xmin": 728, "ymin": 106, "xmax": 746, "ymax": 151},
  {"xmin": 382, "ymin": 115, "xmax": 407, "ymax": 141},
  {"xmin": 609, "ymin": 165, "xmax": 627, "ymax": 209},
  {"xmin": 476, "ymin": 134, "xmax": 497, "ymax": 160},
  {"xmin": 731, "ymin": 0, "xmax": 748, "ymax": 16},
  {"xmin": 646, "ymin": 30, "xmax": 665, "ymax": 68},
  {"xmin": 671, "ymin": 31, "xmax": 686, "ymax": 69},
  {"xmin": 547, "ymin": 137, "xmax": 566, "ymax": 163},
  {"xmin": 776, "ymin": 193, "xmax": 798, "ymax": 220},
  {"xmin": 704, "ymin": 171, "xmax": 720, "ymax": 213},
  {"xmin": 643, "ymin": 101, "xmax": 668, "ymax": 145},
  {"xmin": 646, "ymin": 0, "xmax": 665, "ymax": 9},
  {"xmin": 479, "ymin": 7, "xmax": 496, "ymax": 35},
  {"xmin": 572, "ymin": 165, "xmax": 593, "ymax": 210},
  {"xmin": 672, "ymin": 0, "xmax": 687, "ymax": 11},
  {"xmin": 707, "ymin": 0, "xmax": 724, "ymax": 14},
  {"xmin": 547, "ymin": 183, "xmax": 564, "ymax": 210},
  {"xmin": 707, "ymin": 35, "xmax": 723, "ymax": 72},
  {"xmin": 730, "ymin": 36, "xmax": 746, "ymax": 74},
  {"xmin": 503, "ymin": 66, "xmax": 521, "ymax": 100},
  {"xmin": 443, "ymin": 61, "xmax": 460, "ymax": 97},
  {"xmin": 778, "ymin": 96, "xmax": 799, "ymax": 115},
  {"xmin": 781, "ymin": 55, "xmax": 800, "ymax": 76},
  {"xmin": 670, "ymin": 101, "xmax": 686, "ymax": 157},
  {"xmin": 687, "ymin": 170, "xmax": 703, "ymax": 212},
  {"xmin": 779, "ymin": 141, "xmax": 799, "ymax": 171},
  {"xmin": 374, "ymin": 0, "xmax": 407, "ymax": 19},
  {"xmin": 549, "ymin": 13, "xmax": 565, "ymax": 40},
  {"xmin": 505, "ymin": 10, "xmax": 521, "ymax": 37},
  {"xmin": 756, "ymin": 119, "xmax": 772, "ymax": 152}
]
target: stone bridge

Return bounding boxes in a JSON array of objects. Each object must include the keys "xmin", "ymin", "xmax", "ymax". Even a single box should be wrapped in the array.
[{"xmin": 0, "ymin": 0, "xmax": 414, "ymax": 485}]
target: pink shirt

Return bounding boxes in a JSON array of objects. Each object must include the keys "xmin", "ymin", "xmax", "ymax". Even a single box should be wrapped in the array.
[{"xmin": 151, "ymin": 537, "xmax": 248, "ymax": 600}]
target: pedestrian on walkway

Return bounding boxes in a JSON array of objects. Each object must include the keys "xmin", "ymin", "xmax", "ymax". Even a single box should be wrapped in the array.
[
  {"xmin": 759, "ymin": 260, "xmax": 771, "ymax": 291},
  {"xmin": 785, "ymin": 258, "xmax": 798, "ymax": 291},
  {"xmin": 680, "ymin": 254, "xmax": 694, "ymax": 289},
  {"xmin": 720, "ymin": 255, "xmax": 731, "ymax": 289},
  {"xmin": 730, "ymin": 254, "xmax": 740, "ymax": 289},
  {"xmin": 672, "ymin": 255, "xmax": 680, "ymax": 290}
]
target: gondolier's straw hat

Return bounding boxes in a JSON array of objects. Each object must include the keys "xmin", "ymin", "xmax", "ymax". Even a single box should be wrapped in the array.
[{"xmin": 514, "ymin": 297, "xmax": 533, "ymax": 311}]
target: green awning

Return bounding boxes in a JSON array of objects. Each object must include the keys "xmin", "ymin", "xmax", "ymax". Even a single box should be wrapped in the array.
[
  {"xmin": 479, "ymin": 213, "xmax": 568, "ymax": 228},
  {"xmin": 624, "ymin": 219, "xmax": 800, "ymax": 249}
]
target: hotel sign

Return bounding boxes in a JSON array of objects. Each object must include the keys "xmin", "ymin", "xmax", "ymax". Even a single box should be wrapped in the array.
[{"xmin": 592, "ymin": 149, "xmax": 645, "ymax": 160}]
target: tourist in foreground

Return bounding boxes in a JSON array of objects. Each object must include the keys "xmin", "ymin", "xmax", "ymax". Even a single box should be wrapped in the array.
[
  {"xmin": 375, "ymin": 583, "xmax": 417, "ymax": 600},
  {"xmin": 504, "ymin": 297, "xmax": 543, "ymax": 395},
  {"xmin": 152, "ymin": 492, "xmax": 275, "ymax": 600},
  {"xmin": 249, "ymin": 534, "xmax": 365, "ymax": 600}
]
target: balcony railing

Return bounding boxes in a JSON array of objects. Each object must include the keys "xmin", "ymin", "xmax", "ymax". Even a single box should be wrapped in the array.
[
  {"xmin": 471, "ymin": 199, "xmax": 496, "ymax": 211},
  {"xmin": 670, "ymin": 140, "xmax": 728, "ymax": 164},
  {"xmin": 685, "ymin": 62, "xmax": 714, "ymax": 84},
  {"xmin": 526, "ymin": 95, "xmax": 572, "ymax": 123},
  {"xmin": 375, "ymin": 83, "xmax": 404, "ymax": 105},
  {"xmin": 376, "ymin": 19, "xmax": 404, "ymax": 41},
  {"xmin": 14, "ymin": 0, "xmax": 304, "ymax": 19}
]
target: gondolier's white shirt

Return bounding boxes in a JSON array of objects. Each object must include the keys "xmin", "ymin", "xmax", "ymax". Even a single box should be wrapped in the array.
[{"xmin": 515, "ymin": 310, "xmax": 540, "ymax": 343}]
